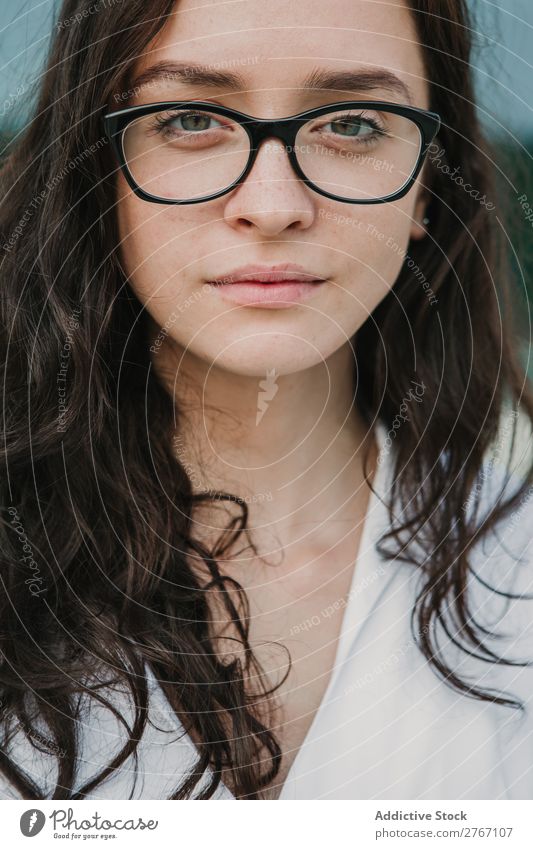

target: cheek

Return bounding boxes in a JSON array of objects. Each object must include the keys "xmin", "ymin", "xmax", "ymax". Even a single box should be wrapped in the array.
[
  {"xmin": 116, "ymin": 186, "xmax": 205, "ymax": 302},
  {"xmin": 326, "ymin": 200, "xmax": 415, "ymax": 311}
]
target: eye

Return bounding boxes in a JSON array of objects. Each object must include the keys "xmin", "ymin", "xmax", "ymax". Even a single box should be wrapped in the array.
[
  {"xmin": 322, "ymin": 113, "xmax": 386, "ymax": 139},
  {"xmin": 153, "ymin": 110, "xmax": 225, "ymax": 137}
]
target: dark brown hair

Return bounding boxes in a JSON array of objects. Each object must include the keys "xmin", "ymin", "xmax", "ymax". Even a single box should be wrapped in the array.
[{"xmin": 1, "ymin": 0, "xmax": 532, "ymax": 800}]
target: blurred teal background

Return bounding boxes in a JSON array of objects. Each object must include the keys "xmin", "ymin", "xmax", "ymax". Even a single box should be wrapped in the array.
[{"xmin": 1, "ymin": 0, "xmax": 532, "ymax": 339}]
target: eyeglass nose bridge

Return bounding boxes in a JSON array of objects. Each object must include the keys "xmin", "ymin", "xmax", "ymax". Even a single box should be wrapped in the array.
[
  {"xmin": 247, "ymin": 116, "xmax": 301, "ymax": 146},
  {"xmin": 236, "ymin": 116, "xmax": 310, "ymax": 187}
]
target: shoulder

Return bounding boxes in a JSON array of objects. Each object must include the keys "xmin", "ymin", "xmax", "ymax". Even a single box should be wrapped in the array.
[
  {"xmin": 458, "ymin": 417, "xmax": 533, "ymax": 720},
  {"xmin": 413, "ymin": 409, "xmax": 533, "ymax": 713},
  {"xmin": 0, "ymin": 662, "xmax": 228, "ymax": 800}
]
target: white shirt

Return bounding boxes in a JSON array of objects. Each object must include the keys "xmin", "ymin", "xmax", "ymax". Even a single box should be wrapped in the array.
[{"xmin": 2, "ymin": 418, "xmax": 533, "ymax": 800}]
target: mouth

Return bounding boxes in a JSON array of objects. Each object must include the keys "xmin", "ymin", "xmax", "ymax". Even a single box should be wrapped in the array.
[{"xmin": 205, "ymin": 263, "xmax": 327, "ymax": 309}]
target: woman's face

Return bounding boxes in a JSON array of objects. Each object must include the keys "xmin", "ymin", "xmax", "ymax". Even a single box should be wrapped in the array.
[{"xmin": 116, "ymin": 0, "xmax": 429, "ymax": 378}]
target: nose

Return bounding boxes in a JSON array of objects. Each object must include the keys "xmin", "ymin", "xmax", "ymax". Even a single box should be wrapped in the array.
[{"xmin": 222, "ymin": 137, "xmax": 315, "ymax": 235}]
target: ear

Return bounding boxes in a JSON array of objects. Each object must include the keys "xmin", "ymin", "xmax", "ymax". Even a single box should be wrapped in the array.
[{"xmin": 410, "ymin": 190, "xmax": 429, "ymax": 241}]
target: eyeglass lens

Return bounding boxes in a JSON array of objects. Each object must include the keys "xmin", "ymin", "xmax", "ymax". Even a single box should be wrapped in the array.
[{"xmin": 121, "ymin": 105, "xmax": 423, "ymax": 202}]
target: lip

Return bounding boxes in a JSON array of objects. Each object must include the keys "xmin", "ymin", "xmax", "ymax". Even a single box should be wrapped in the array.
[
  {"xmin": 207, "ymin": 263, "xmax": 327, "ymax": 286},
  {"xmin": 205, "ymin": 263, "xmax": 328, "ymax": 309}
]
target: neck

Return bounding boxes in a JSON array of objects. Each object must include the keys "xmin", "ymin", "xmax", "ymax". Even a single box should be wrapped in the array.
[{"xmin": 149, "ymin": 322, "xmax": 376, "ymax": 559}]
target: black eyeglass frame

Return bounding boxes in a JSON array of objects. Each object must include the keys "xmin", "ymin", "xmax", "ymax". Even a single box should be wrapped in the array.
[{"xmin": 102, "ymin": 100, "xmax": 441, "ymax": 206}]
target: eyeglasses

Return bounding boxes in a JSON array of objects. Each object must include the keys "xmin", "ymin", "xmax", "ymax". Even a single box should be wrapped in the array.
[{"xmin": 102, "ymin": 100, "xmax": 441, "ymax": 205}]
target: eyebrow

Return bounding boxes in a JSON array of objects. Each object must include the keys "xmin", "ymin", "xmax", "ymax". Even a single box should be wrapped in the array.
[{"xmin": 127, "ymin": 61, "xmax": 414, "ymax": 105}]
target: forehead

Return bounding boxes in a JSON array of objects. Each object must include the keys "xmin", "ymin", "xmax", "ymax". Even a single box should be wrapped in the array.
[{"xmin": 131, "ymin": 0, "xmax": 429, "ymax": 109}]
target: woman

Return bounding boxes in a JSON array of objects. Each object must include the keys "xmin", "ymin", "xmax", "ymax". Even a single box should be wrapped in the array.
[{"xmin": 0, "ymin": 0, "xmax": 532, "ymax": 801}]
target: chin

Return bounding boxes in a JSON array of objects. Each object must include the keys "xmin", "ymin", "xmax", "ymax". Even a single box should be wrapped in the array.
[{"xmin": 199, "ymin": 343, "xmax": 322, "ymax": 379}]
